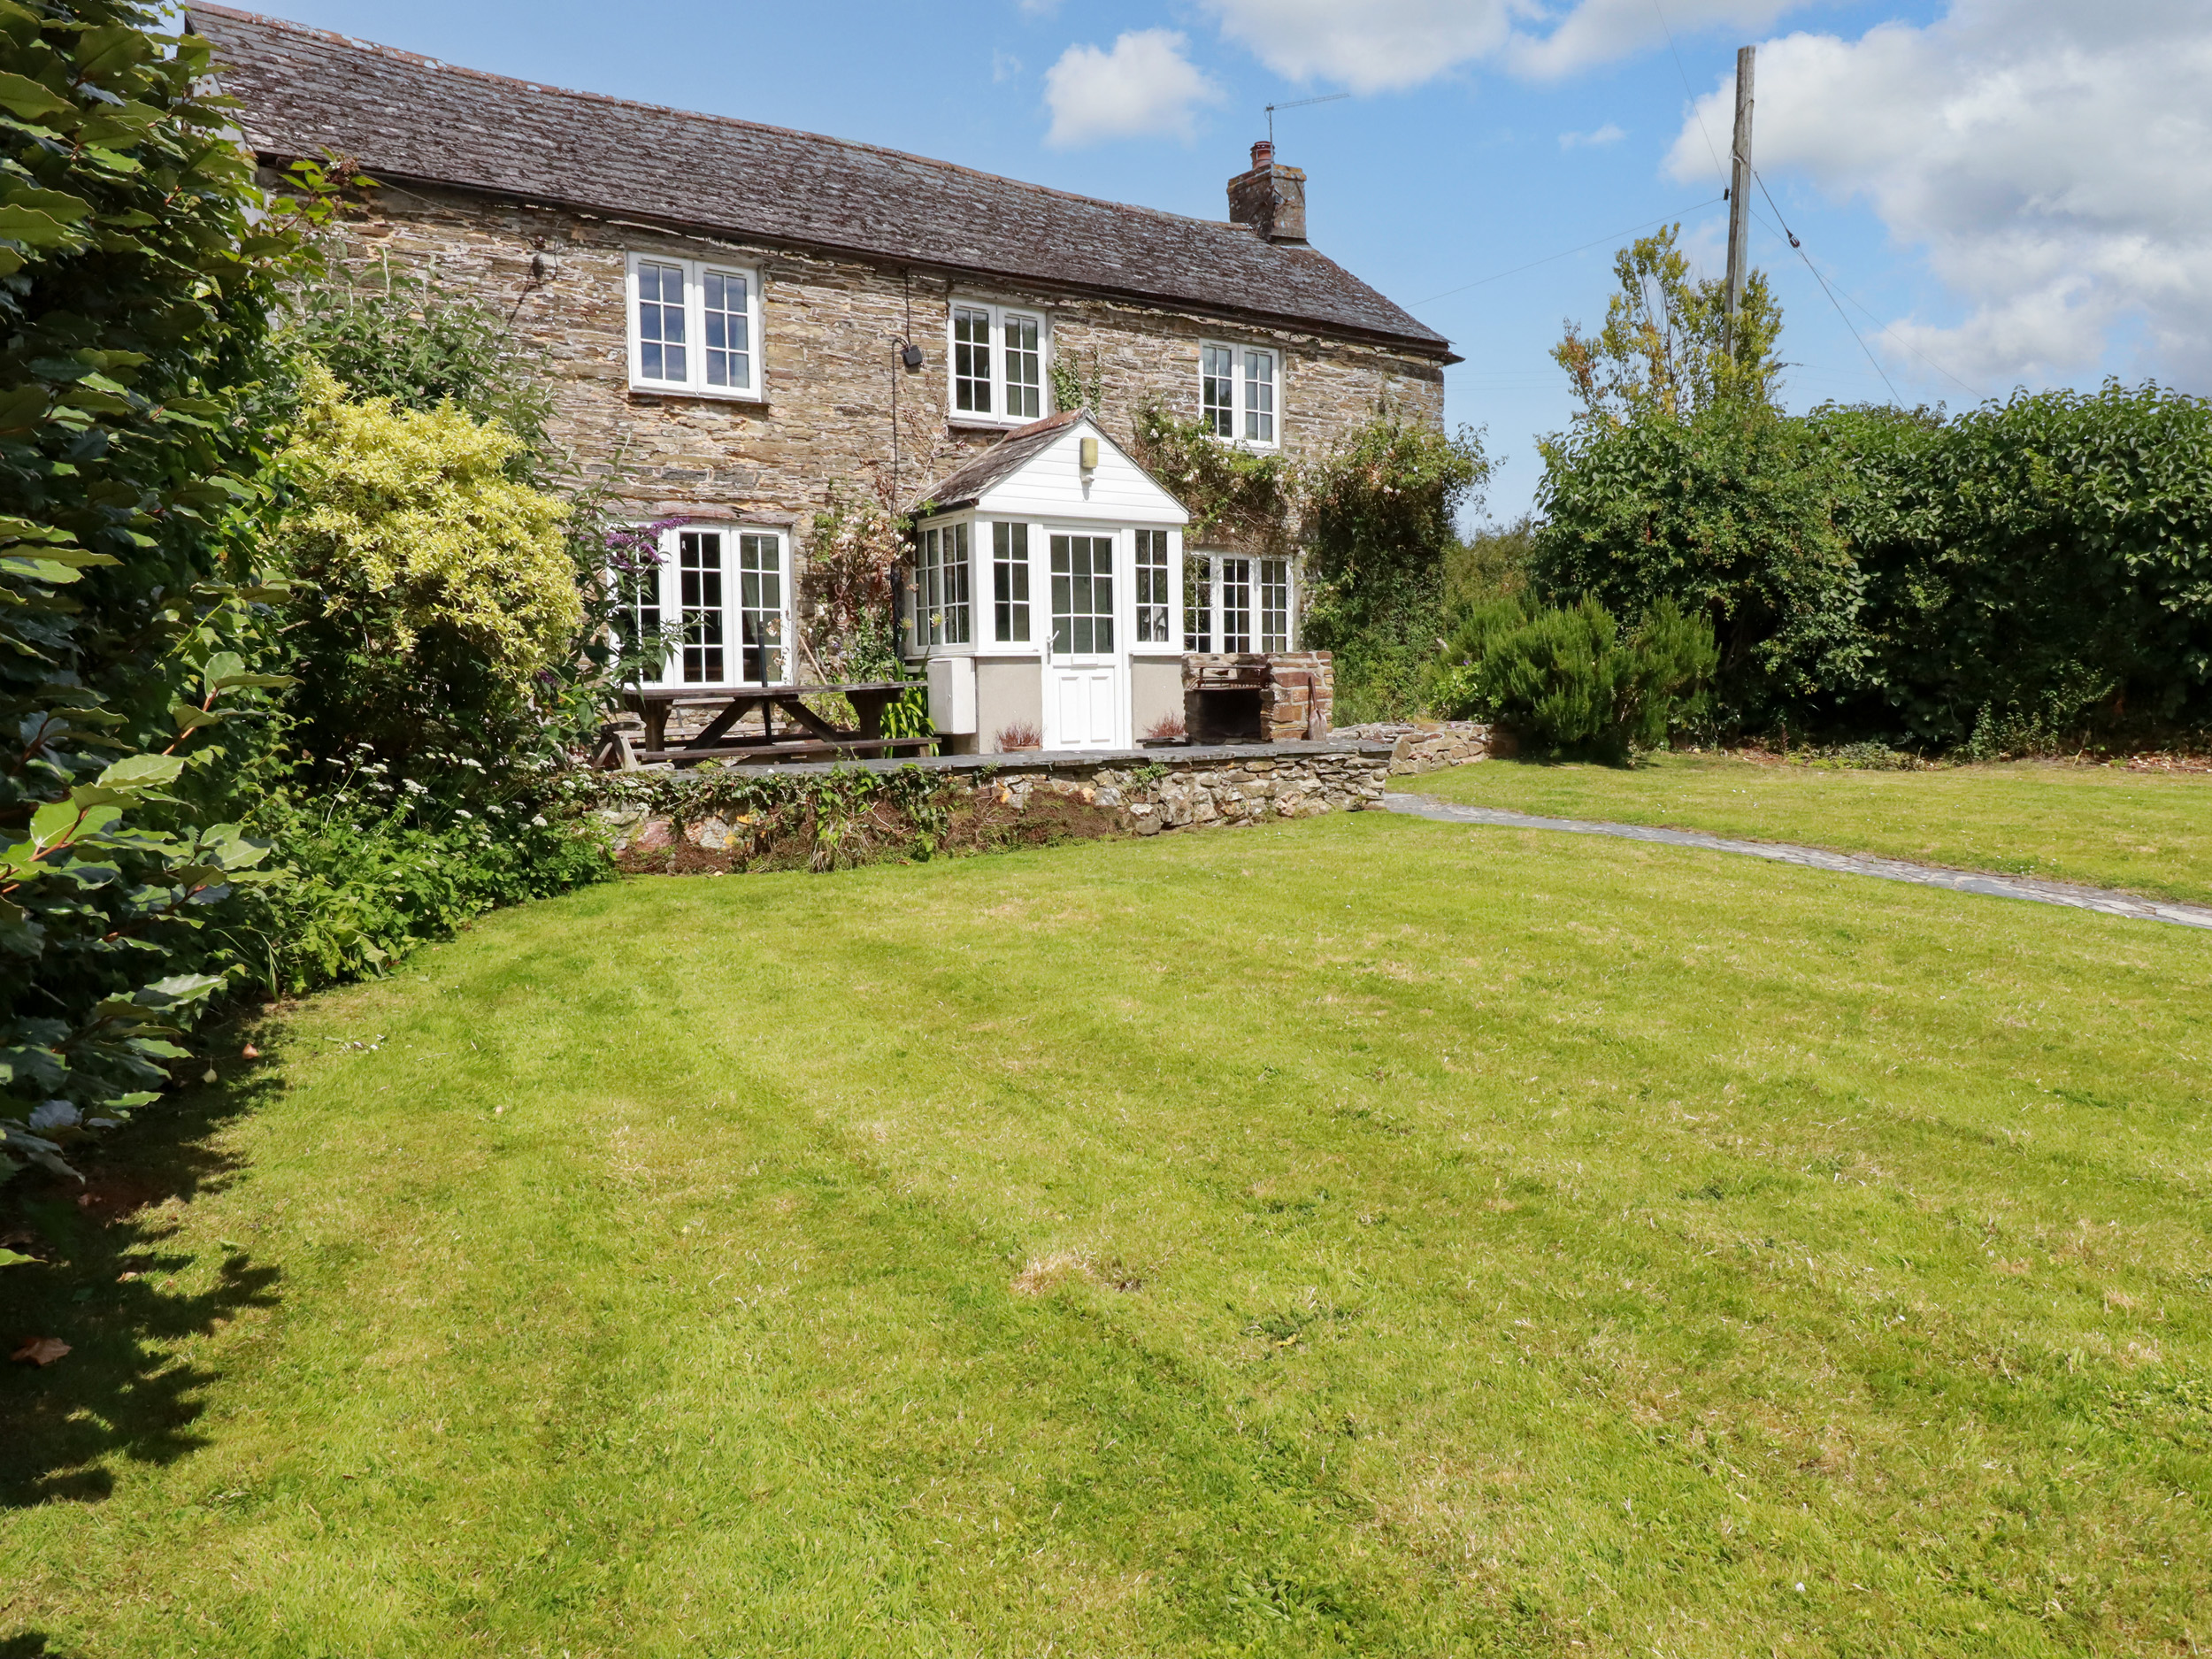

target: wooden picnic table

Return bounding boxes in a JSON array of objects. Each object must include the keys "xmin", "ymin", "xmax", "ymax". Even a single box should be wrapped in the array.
[{"xmin": 607, "ymin": 681, "xmax": 933, "ymax": 768}]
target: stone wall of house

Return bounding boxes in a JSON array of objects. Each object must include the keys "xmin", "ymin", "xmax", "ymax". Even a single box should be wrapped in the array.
[{"xmin": 317, "ymin": 180, "xmax": 1448, "ymax": 550}]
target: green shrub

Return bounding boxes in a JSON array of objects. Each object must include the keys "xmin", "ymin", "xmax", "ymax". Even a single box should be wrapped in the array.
[
  {"xmin": 1445, "ymin": 517, "xmax": 1534, "ymax": 614},
  {"xmin": 269, "ymin": 361, "xmax": 581, "ymax": 771},
  {"xmin": 1432, "ymin": 595, "xmax": 1716, "ymax": 763},
  {"xmin": 1301, "ymin": 419, "xmax": 1489, "ymax": 723},
  {"xmin": 0, "ymin": 1, "xmax": 323, "ymax": 1177},
  {"xmin": 226, "ymin": 745, "xmax": 611, "ymax": 993},
  {"xmin": 279, "ymin": 257, "xmax": 556, "ymax": 455},
  {"xmin": 1532, "ymin": 401, "xmax": 1863, "ymax": 733},
  {"xmin": 1823, "ymin": 382, "xmax": 2212, "ymax": 749}
]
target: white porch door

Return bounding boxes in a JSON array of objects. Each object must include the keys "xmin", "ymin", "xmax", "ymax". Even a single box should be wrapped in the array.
[{"xmin": 1045, "ymin": 532, "xmax": 1121, "ymax": 749}]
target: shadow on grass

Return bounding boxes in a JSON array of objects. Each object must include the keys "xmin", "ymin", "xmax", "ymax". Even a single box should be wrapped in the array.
[{"xmin": 0, "ymin": 1056, "xmax": 284, "ymax": 1509}]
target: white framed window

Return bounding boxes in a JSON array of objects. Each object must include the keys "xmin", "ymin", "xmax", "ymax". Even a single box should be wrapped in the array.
[
  {"xmin": 948, "ymin": 299, "xmax": 1048, "ymax": 425},
  {"xmin": 915, "ymin": 521, "xmax": 973, "ymax": 648},
  {"xmin": 626, "ymin": 253, "xmax": 763, "ymax": 400},
  {"xmin": 1184, "ymin": 550, "xmax": 1294, "ymax": 653},
  {"xmin": 1048, "ymin": 533, "xmax": 1114, "ymax": 657},
  {"xmin": 1134, "ymin": 529, "xmax": 1171, "ymax": 643},
  {"xmin": 1199, "ymin": 342, "xmax": 1281, "ymax": 446},
  {"xmin": 619, "ymin": 525, "xmax": 790, "ymax": 687},
  {"xmin": 992, "ymin": 521, "xmax": 1031, "ymax": 643}
]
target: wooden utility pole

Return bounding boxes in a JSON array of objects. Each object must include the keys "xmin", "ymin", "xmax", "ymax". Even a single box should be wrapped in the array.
[{"xmin": 1724, "ymin": 43, "xmax": 1755, "ymax": 352}]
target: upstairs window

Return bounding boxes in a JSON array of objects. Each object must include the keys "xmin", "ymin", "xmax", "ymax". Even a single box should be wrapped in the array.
[
  {"xmin": 949, "ymin": 299, "xmax": 1047, "ymax": 424},
  {"xmin": 1200, "ymin": 342, "xmax": 1281, "ymax": 447},
  {"xmin": 627, "ymin": 254, "xmax": 762, "ymax": 399}
]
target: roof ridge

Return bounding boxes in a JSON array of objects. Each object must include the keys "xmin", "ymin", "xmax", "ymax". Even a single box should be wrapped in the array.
[{"xmin": 187, "ymin": 3, "xmax": 1264, "ymax": 246}]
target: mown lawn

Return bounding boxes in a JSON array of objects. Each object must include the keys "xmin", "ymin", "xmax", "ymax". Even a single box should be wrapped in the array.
[
  {"xmin": 1398, "ymin": 751, "xmax": 2212, "ymax": 907},
  {"xmin": 4, "ymin": 808, "xmax": 2210, "ymax": 1657}
]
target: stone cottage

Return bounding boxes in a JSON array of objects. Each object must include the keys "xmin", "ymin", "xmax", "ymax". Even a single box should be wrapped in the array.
[{"xmin": 188, "ymin": 4, "xmax": 1457, "ymax": 752}]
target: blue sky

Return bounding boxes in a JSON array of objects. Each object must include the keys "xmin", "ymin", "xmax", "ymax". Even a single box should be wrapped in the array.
[{"xmin": 226, "ymin": 0, "xmax": 2208, "ymax": 524}]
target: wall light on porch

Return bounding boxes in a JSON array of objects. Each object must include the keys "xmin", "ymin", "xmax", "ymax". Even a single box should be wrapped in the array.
[{"xmin": 1079, "ymin": 436, "xmax": 1099, "ymax": 472}]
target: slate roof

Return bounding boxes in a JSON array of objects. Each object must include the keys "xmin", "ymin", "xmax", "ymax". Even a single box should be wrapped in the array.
[{"xmin": 185, "ymin": 4, "xmax": 1454, "ymax": 361}]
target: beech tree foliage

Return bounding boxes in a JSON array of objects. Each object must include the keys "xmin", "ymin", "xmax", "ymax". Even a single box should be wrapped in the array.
[{"xmin": 0, "ymin": 1, "xmax": 311, "ymax": 1176}]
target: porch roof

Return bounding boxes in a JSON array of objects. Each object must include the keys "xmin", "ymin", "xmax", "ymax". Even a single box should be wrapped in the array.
[{"xmin": 911, "ymin": 413, "xmax": 1188, "ymax": 525}]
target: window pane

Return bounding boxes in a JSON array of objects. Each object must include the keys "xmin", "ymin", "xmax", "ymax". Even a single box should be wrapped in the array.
[
  {"xmin": 1049, "ymin": 534, "xmax": 1071, "ymax": 653},
  {"xmin": 944, "ymin": 522, "xmax": 972, "ymax": 644},
  {"xmin": 1184, "ymin": 552, "xmax": 1212, "ymax": 652},
  {"xmin": 1260, "ymin": 556, "xmax": 1289, "ymax": 652},
  {"xmin": 638, "ymin": 260, "xmax": 687, "ymax": 383},
  {"xmin": 703, "ymin": 271, "xmax": 751, "ymax": 390},
  {"xmin": 1050, "ymin": 534, "xmax": 1114, "ymax": 656},
  {"xmin": 953, "ymin": 307, "xmax": 992, "ymax": 413},
  {"xmin": 1201, "ymin": 344, "xmax": 1233, "ymax": 437},
  {"xmin": 679, "ymin": 531, "xmax": 725, "ymax": 682},
  {"xmin": 993, "ymin": 521, "xmax": 1030, "ymax": 642},
  {"xmin": 616, "ymin": 531, "xmax": 666, "ymax": 682},
  {"xmin": 1003, "ymin": 313, "xmax": 1041, "ymax": 419},
  {"xmin": 1245, "ymin": 350, "xmax": 1275, "ymax": 443},
  {"xmin": 1219, "ymin": 555, "xmax": 1251, "ymax": 653},
  {"xmin": 738, "ymin": 533, "xmax": 784, "ymax": 682},
  {"xmin": 1135, "ymin": 528, "xmax": 1170, "ymax": 643}
]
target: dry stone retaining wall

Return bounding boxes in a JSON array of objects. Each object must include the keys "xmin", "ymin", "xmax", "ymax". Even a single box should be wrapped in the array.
[
  {"xmin": 1332, "ymin": 720, "xmax": 1499, "ymax": 774},
  {"xmin": 596, "ymin": 741, "xmax": 1397, "ymax": 856}
]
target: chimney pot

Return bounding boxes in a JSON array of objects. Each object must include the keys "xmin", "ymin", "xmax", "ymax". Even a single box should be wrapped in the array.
[{"xmin": 1250, "ymin": 139, "xmax": 1274, "ymax": 170}]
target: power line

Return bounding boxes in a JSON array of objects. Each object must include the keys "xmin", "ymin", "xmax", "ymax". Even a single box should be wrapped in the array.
[
  {"xmin": 1778, "ymin": 239, "xmax": 1986, "ymax": 400},
  {"xmin": 1739, "ymin": 184, "xmax": 1901, "ymax": 403},
  {"xmin": 1409, "ymin": 199, "xmax": 1724, "ymax": 309},
  {"xmin": 1647, "ymin": 1, "xmax": 1976, "ymax": 404},
  {"xmin": 1650, "ymin": 0, "xmax": 1727, "ymax": 184}
]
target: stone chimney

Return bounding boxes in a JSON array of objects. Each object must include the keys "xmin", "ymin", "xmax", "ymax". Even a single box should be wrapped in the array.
[{"xmin": 1227, "ymin": 140, "xmax": 1308, "ymax": 244}]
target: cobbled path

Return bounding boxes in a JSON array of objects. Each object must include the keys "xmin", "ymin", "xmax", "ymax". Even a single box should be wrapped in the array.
[{"xmin": 1384, "ymin": 792, "xmax": 2212, "ymax": 932}]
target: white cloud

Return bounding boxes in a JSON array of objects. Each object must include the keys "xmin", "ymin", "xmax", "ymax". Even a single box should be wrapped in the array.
[
  {"xmin": 1205, "ymin": 0, "xmax": 1515, "ymax": 94},
  {"xmin": 1559, "ymin": 122, "xmax": 1625, "ymax": 149},
  {"xmin": 1202, "ymin": 0, "xmax": 1811, "ymax": 93},
  {"xmin": 992, "ymin": 49, "xmax": 1023, "ymax": 84},
  {"xmin": 1042, "ymin": 29, "xmax": 1225, "ymax": 149},
  {"xmin": 1664, "ymin": 0, "xmax": 2212, "ymax": 387},
  {"xmin": 1505, "ymin": 0, "xmax": 1806, "ymax": 80}
]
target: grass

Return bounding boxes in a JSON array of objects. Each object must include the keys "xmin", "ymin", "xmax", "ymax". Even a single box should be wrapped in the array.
[
  {"xmin": 1398, "ymin": 750, "xmax": 2212, "ymax": 907},
  {"xmin": 4, "ymin": 809, "xmax": 2211, "ymax": 1656}
]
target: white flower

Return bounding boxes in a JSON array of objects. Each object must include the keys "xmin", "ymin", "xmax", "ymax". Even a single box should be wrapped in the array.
[
  {"xmin": 530, "ymin": 814, "xmax": 548, "ymax": 827},
  {"xmin": 456, "ymin": 810, "xmax": 473, "ymax": 820}
]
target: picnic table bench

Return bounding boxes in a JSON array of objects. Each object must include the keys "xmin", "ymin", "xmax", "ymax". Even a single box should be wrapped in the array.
[{"xmin": 597, "ymin": 681, "xmax": 934, "ymax": 769}]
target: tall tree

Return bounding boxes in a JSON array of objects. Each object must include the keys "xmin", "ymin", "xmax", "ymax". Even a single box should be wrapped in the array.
[{"xmin": 1551, "ymin": 226, "xmax": 1783, "ymax": 423}]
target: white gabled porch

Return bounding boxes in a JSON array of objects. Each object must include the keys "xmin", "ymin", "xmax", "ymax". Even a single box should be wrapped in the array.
[{"xmin": 904, "ymin": 411, "xmax": 1191, "ymax": 755}]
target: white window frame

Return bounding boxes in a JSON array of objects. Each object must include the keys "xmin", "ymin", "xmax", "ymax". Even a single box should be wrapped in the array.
[
  {"xmin": 621, "ymin": 523, "xmax": 792, "ymax": 688},
  {"xmin": 1184, "ymin": 549, "xmax": 1294, "ymax": 653},
  {"xmin": 625, "ymin": 253, "xmax": 764, "ymax": 401},
  {"xmin": 946, "ymin": 298, "xmax": 1050, "ymax": 427},
  {"xmin": 1199, "ymin": 341, "xmax": 1282, "ymax": 449}
]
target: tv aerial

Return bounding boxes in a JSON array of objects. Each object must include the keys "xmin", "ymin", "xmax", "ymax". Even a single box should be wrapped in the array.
[{"xmin": 1263, "ymin": 92, "xmax": 1350, "ymax": 145}]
